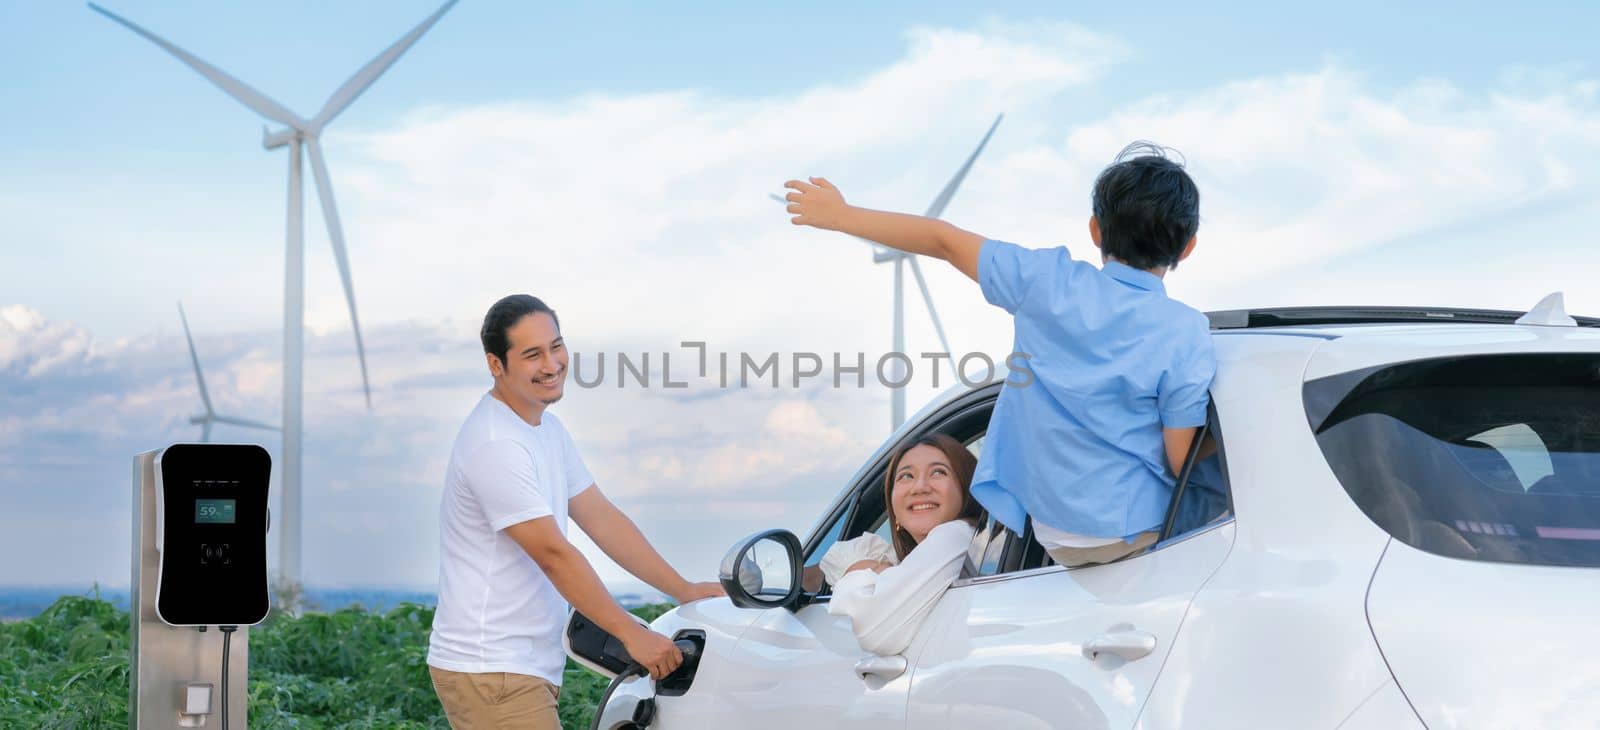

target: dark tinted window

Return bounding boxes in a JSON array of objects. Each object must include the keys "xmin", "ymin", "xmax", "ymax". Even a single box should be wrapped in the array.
[
  {"xmin": 1169, "ymin": 452, "xmax": 1230, "ymax": 536},
  {"xmin": 1307, "ymin": 354, "xmax": 1600, "ymax": 568},
  {"xmin": 1160, "ymin": 403, "xmax": 1233, "ymax": 542}
]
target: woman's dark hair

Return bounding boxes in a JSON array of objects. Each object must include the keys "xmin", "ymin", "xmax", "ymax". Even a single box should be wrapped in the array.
[
  {"xmin": 882, "ymin": 433, "xmax": 983, "ymax": 560},
  {"xmin": 480, "ymin": 294, "xmax": 560, "ymax": 367},
  {"xmin": 1091, "ymin": 141, "xmax": 1200, "ymax": 271}
]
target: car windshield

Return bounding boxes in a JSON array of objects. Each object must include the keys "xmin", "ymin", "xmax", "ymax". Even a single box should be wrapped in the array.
[{"xmin": 1307, "ymin": 353, "xmax": 1600, "ymax": 568}]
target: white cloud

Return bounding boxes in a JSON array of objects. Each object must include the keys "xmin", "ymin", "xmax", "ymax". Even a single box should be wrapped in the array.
[
  {"xmin": 320, "ymin": 22, "xmax": 1119, "ymax": 354},
  {"xmin": 309, "ymin": 36, "xmax": 1600, "ymax": 394},
  {"xmin": 0, "ymin": 305, "xmax": 95, "ymax": 377},
  {"xmin": 0, "ymin": 306, "xmax": 887, "ymax": 586},
  {"xmin": 1046, "ymin": 68, "xmax": 1600, "ymax": 292},
  {"xmin": 765, "ymin": 399, "xmax": 851, "ymax": 448}
]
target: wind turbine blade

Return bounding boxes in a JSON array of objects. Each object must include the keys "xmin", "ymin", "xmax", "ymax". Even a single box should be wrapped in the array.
[
  {"xmin": 88, "ymin": 3, "xmax": 307, "ymax": 130},
  {"xmin": 201, "ymin": 419, "xmax": 212, "ymax": 443},
  {"xmin": 907, "ymin": 257, "xmax": 956, "ymax": 379},
  {"xmin": 306, "ymin": 137, "xmax": 373, "ymax": 408},
  {"xmin": 309, "ymin": 0, "xmax": 458, "ymax": 132},
  {"xmin": 922, "ymin": 113, "xmax": 1004, "ymax": 219},
  {"xmin": 177, "ymin": 302, "xmax": 215, "ymax": 416},
  {"xmin": 213, "ymin": 415, "xmax": 280, "ymax": 431},
  {"xmin": 768, "ymin": 193, "xmax": 788, "ymax": 205}
]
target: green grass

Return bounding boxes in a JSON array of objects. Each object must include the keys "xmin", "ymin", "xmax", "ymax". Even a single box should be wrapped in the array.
[{"xmin": 0, "ymin": 592, "xmax": 672, "ymax": 729}]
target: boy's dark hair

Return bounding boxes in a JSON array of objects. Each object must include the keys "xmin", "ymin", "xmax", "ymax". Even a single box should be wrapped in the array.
[
  {"xmin": 1091, "ymin": 141, "xmax": 1200, "ymax": 271},
  {"xmin": 481, "ymin": 294, "xmax": 560, "ymax": 366}
]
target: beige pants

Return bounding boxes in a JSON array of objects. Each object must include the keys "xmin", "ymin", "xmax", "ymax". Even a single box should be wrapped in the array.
[
  {"xmin": 429, "ymin": 666, "xmax": 562, "ymax": 730},
  {"xmin": 1047, "ymin": 530, "xmax": 1159, "ymax": 568}
]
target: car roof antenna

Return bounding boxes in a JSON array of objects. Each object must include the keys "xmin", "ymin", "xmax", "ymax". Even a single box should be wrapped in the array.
[{"xmin": 1515, "ymin": 292, "xmax": 1578, "ymax": 327}]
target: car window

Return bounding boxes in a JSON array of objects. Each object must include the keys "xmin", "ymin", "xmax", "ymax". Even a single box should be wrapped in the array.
[
  {"xmin": 803, "ymin": 472, "xmax": 891, "ymax": 596},
  {"xmin": 957, "ymin": 423, "xmax": 1234, "ymax": 576},
  {"xmin": 803, "ymin": 510, "xmax": 848, "ymax": 571},
  {"xmin": 1004, "ymin": 397, "xmax": 1231, "ymax": 569},
  {"xmin": 1164, "ymin": 405, "xmax": 1233, "ymax": 540},
  {"xmin": 851, "ymin": 433, "xmax": 994, "ymax": 551},
  {"xmin": 804, "ymin": 405, "xmax": 996, "ymax": 594},
  {"xmin": 1307, "ymin": 353, "xmax": 1600, "ymax": 568},
  {"xmin": 1463, "ymin": 423, "xmax": 1554, "ymax": 490},
  {"xmin": 969, "ymin": 516, "xmax": 1009, "ymax": 574}
]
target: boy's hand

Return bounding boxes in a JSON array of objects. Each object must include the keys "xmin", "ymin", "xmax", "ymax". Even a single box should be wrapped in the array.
[
  {"xmin": 779, "ymin": 177, "xmax": 984, "ymax": 282},
  {"xmin": 784, "ymin": 177, "xmax": 849, "ymax": 231}
]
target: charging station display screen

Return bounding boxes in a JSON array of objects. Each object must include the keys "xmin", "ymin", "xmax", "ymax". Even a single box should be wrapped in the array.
[
  {"xmin": 157, "ymin": 443, "xmax": 271, "ymax": 626},
  {"xmin": 195, "ymin": 499, "xmax": 237, "ymax": 524}
]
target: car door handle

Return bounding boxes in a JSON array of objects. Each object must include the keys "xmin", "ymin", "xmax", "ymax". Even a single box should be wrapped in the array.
[
  {"xmin": 1082, "ymin": 628, "xmax": 1157, "ymax": 661},
  {"xmin": 854, "ymin": 655, "xmax": 907, "ymax": 681}
]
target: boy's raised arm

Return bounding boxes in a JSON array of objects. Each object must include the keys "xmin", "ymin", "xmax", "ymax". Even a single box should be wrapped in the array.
[{"xmin": 785, "ymin": 177, "xmax": 985, "ymax": 282}]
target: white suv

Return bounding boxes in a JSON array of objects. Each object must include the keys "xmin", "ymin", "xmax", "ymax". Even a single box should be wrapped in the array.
[{"xmin": 569, "ymin": 302, "xmax": 1600, "ymax": 729}]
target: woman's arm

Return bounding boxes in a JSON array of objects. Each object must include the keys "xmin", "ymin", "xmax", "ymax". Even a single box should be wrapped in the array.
[
  {"xmin": 819, "ymin": 533, "xmax": 896, "ymax": 587},
  {"xmin": 827, "ymin": 521, "xmax": 975, "ymax": 655},
  {"xmin": 845, "ymin": 558, "xmax": 894, "ymax": 575}
]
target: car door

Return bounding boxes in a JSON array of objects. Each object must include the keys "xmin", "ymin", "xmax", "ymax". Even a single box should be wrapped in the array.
[
  {"xmin": 703, "ymin": 482, "xmax": 909, "ymax": 728},
  {"xmin": 710, "ymin": 596, "xmax": 911, "ymax": 727},
  {"xmin": 701, "ymin": 446, "xmax": 912, "ymax": 729},
  {"xmin": 905, "ymin": 409, "xmax": 1236, "ymax": 730},
  {"xmin": 705, "ymin": 386, "xmax": 1000, "ymax": 729}
]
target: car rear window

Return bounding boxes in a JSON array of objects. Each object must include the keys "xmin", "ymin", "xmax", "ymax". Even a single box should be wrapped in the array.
[{"xmin": 1306, "ymin": 353, "xmax": 1600, "ymax": 568}]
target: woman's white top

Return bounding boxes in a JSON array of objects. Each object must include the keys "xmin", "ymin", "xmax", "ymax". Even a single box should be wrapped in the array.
[
  {"xmin": 821, "ymin": 520, "xmax": 977, "ymax": 656},
  {"xmin": 819, "ymin": 532, "xmax": 897, "ymax": 586}
]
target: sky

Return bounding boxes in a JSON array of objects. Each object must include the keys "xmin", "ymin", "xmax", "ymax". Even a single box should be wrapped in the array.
[{"xmin": 3, "ymin": 1, "xmax": 1599, "ymax": 589}]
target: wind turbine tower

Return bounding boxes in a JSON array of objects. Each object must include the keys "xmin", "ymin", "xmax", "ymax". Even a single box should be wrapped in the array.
[{"xmin": 92, "ymin": 1, "xmax": 458, "ymax": 587}]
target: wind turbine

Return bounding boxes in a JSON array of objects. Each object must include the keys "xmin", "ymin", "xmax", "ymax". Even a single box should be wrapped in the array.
[
  {"xmin": 180, "ymin": 302, "xmax": 278, "ymax": 443},
  {"xmin": 776, "ymin": 114, "xmax": 1004, "ymax": 428},
  {"xmin": 91, "ymin": 1, "xmax": 458, "ymax": 587}
]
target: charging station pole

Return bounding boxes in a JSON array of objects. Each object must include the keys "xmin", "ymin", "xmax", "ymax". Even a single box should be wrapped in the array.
[{"xmin": 132, "ymin": 446, "xmax": 269, "ymax": 728}]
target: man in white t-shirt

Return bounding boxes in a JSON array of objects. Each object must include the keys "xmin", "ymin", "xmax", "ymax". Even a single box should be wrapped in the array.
[{"xmin": 427, "ymin": 294, "xmax": 723, "ymax": 729}]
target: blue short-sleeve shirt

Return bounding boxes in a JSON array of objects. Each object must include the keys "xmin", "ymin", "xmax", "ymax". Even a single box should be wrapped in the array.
[{"xmin": 972, "ymin": 239, "xmax": 1216, "ymax": 539}]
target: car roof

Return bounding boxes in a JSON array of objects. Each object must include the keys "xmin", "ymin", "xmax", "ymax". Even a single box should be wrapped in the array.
[
  {"xmin": 1206, "ymin": 305, "xmax": 1600, "ymax": 331},
  {"xmin": 1207, "ymin": 305, "xmax": 1600, "ymax": 378},
  {"xmin": 909, "ymin": 305, "xmax": 1600, "ymax": 427}
]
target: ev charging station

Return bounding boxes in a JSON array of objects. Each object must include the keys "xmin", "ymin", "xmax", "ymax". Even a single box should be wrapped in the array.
[{"xmin": 132, "ymin": 444, "xmax": 271, "ymax": 728}]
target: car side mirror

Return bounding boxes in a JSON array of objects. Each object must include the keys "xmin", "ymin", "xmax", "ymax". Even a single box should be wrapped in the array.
[{"xmin": 718, "ymin": 529, "xmax": 802, "ymax": 610}]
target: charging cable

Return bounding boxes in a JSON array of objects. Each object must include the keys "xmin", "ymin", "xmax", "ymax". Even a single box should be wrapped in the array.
[
  {"xmin": 590, "ymin": 661, "xmax": 647, "ymax": 730},
  {"xmin": 218, "ymin": 625, "xmax": 238, "ymax": 730},
  {"xmin": 590, "ymin": 639, "xmax": 698, "ymax": 730}
]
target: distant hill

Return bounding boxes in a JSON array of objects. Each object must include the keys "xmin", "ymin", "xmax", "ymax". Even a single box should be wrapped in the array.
[{"xmin": 0, "ymin": 586, "xmax": 130, "ymax": 620}]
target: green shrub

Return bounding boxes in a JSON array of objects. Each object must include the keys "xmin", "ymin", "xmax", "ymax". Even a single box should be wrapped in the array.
[
  {"xmin": 0, "ymin": 593, "xmax": 673, "ymax": 728},
  {"xmin": 0, "ymin": 591, "xmax": 130, "ymax": 729}
]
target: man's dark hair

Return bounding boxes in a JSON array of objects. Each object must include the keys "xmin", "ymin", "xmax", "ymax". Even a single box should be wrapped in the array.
[
  {"xmin": 481, "ymin": 294, "xmax": 560, "ymax": 367},
  {"xmin": 1091, "ymin": 141, "xmax": 1200, "ymax": 270}
]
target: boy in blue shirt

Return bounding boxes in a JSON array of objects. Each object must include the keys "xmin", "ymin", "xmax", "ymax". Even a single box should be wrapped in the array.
[{"xmin": 784, "ymin": 141, "xmax": 1215, "ymax": 567}]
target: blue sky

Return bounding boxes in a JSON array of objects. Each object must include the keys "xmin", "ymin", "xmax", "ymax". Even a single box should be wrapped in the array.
[{"xmin": 3, "ymin": 1, "xmax": 1599, "ymax": 588}]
